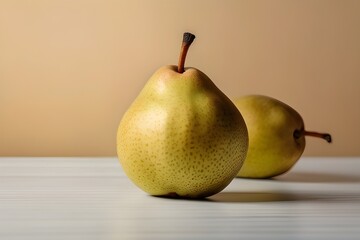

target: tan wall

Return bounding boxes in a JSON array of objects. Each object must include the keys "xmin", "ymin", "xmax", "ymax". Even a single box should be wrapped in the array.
[{"xmin": 1, "ymin": 0, "xmax": 359, "ymax": 156}]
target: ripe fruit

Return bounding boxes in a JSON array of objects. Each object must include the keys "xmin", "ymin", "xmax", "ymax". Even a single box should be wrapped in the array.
[
  {"xmin": 234, "ymin": 95, "xmax": 331, "ymax": 179},
  {"xmin": 117, "ymin": 33, "xmax": 248, "ymax": 198}
]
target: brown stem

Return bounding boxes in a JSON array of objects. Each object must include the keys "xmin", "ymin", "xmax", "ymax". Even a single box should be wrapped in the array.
[
  {"xmin": 177, "ymin": 32, "xmax": 196, "ymax": 73},
  {"xmin": 304, "ymin": 131, "xmax": 332, "ymax": 143}
]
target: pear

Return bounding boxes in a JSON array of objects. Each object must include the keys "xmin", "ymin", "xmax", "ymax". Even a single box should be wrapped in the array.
[
  {"xmin": 233, "ymin": 95, "xmax": 331, "ymax": 179},
  {"xmin": 117, "ymin": 33, "xmax": 248, "ymax": 198}
]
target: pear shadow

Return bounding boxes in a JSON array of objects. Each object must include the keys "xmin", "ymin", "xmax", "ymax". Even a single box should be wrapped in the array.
[
  {"xmin": 208, "ymin": 191, "xmax": 319, "ymax": 203},
  {"xmin": 153, "ymin": 192, "xmax": 310, "ymax": 202},
  {"xmin": 154, "ymin": 190, "xmax": 360, "ymax": 203},
  {"xmin": 274, "ymin": 171, "xmax": 360, "ymax": 183}
]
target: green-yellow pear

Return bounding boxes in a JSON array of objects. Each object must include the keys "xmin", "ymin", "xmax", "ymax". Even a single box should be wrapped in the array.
[
  {"xmin": 234, "ymin": 95, "xmax": 331, "ymax": 179},
  {"xmin": 117, "ymin": 33, "xmax": 248, "ymax": 198}
]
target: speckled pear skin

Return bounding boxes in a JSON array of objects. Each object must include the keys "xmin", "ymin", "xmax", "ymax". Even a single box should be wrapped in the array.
[
  {"xmin": 117, "ymin": 65, "xmax": 248, "ymax": 198},
  {"xmin": 234, "ymin": 95, "xmax": 306, "ymax": 179}
]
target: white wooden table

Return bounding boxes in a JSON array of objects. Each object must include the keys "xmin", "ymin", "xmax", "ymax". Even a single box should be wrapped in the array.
[{"xmin": 0, "ymin": 157, "xmax": 359, "ymax": 240}]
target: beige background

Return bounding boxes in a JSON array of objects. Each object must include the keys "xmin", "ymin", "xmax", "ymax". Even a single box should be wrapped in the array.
[{"xmin": 0, "ymin": 0, "xmax": 359, "ymax": 156}]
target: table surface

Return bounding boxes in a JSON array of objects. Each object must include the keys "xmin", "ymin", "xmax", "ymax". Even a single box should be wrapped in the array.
[{"xmin": 0, "ymin": 157, "xmax": 359, "ymax": 240}]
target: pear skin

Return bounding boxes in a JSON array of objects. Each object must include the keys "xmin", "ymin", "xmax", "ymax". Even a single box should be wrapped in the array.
[
  {"xmin": 234, "ymin": 95, "xmax": 331, "ymax": 179},
  {"xmin": 117, "ymin": 33, "xmax": 248, "ymax": 198}
]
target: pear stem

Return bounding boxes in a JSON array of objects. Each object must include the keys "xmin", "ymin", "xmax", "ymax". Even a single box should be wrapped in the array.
[
  {"xmin": 177, "ymin": 32, "xmax": 196, "ymax": 73},
  {"xmin": 304, "ymin": 131, "xmax": 332, "ymax": 143}
]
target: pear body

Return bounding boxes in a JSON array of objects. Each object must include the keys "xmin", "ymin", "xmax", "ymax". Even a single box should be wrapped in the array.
[
  {"xmin": 234, "ymin": 95, "xmax": 305, "ymax": 178},
  {"xmin": 117, "ymin": 65, "xmax": 248, "ymax": 198}
]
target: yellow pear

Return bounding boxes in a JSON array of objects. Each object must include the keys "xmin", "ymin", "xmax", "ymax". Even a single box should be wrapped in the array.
[
  {"xmin": 117, "ymin": 33, "xmax": 248, "ymax": 198},
  {"xmin": 234, "ymin": 95, "xmax": 331, "ymax": 179}
]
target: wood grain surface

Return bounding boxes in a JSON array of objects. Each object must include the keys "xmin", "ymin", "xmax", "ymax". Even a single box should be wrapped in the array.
[{"xmin": 0, "ymin": 157, "xmax": 359, "ymax": 239}]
